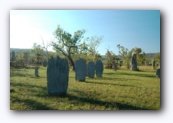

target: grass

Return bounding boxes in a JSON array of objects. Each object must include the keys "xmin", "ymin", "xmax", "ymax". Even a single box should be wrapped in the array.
[{"xmin": 10, "ymin": 66, "xmax": 160, "ymax": 110}]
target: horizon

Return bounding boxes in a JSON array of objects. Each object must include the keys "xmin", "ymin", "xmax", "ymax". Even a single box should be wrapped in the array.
[
  {"xmin": 10, "ymin": 47, "xmax": 160, "ymax": 55},
  {"xmin": 10, "ymin": 10, "xmax": 160, "ymax": 55}
]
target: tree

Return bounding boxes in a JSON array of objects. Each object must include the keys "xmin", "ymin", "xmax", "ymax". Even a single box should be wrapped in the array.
[
  {"xmin": 131, "ymin": 48, "xmax": 146, "ymax": 65},
  {"xmin": 87, "ymin": 36, "xmax": 102, "ymax": 61},
  {"xmin": 117, "ymin": 45, "xmax": 146, "ymax": 69},
  {"xmin": 154, "ymin": 53, "xmax": 160, "ymax": 62},
  {"xmin": 104, "ymin": 50, "xmax": 116, "ymax": 69},
  {"xmin": 32, "ymin": 43, "xmax": 45, "ymax": 64},
  {"xmin": 11, "ymin": 52, "xmax": 26, "ymax": 68},
  {"xmin": 32, "ymin": 43, "xmax": 45, "ymax": 77},
  {"xmin": 52, "ymin": 25, "xmax": 86, "ymax": 71},
  {"xmin": 117, "ymin": 44, "xmax": 131, "ymax": 69},
  {"xmin": 153, "ymin": 53, "xmax": 160, "ymax": 68},
  {"xmin": 74, "ymin": 41, "xmax": 89, "ymax": 61},
  {"xmin": 40, "ymin": 35, "xmax": 50, "ymax": 61},
  {"xmin": 22, "ymin": 51, "xmax": 29, "ymax": 66}
]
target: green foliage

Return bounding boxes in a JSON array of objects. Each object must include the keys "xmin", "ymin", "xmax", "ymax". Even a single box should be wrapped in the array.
[
  {"xmin": 117, "ymin": 44, "xmax": 147, "ymax": 69},
  {"xmin": 10, "ymin": 52, "xmax": 28, "ymax": 68},
  {"xmin": 87, "ymin": 36, "xmax": 102, "ymax": 61},
  {"xmin": 10, "ymin": 48, "xmax": 57, "ymax": 68},
  {"xmin": 104, "ymin": 50, "xmax": 117, "ymax": 69},
  {"xmin": 52, "ymin": 25, "xmax": 102, "ymax": 70},
  {"xmin": 154, "ymin": 53, "xmax": 160, "ymax": 61},
  {"xmin": 72, "ymin": 35, "xmax": 102, "ymax": 63},
  {"xmin": 131, "ymin": 47, "xmax": 146, "ymax": 65},
  {"xmin": 32, "ymin": 43, "xmax": 46, "ymax": 66},
  {"xmin": 10, "ymin": 66, "xmax": 160, "ymax": 110},
  {"xmin": 55, "ymin": 25, "xmax": 85, "ymax": 47},
  {"xmin": 153, "ymin": 53, "xmax": 160, "ymax": 67},
  {"xmin": 117, "ymin": 44, "xmax": 131, "ymax": 69},
  {"xmin": 52, "ymin": 25, "xmax": 86, "ymax": 70},
  {"xmin": 22, "ymin": 51, "xmax": 29, "ymax": 66}
]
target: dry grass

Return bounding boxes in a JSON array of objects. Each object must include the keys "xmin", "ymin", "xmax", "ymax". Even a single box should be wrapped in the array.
[{"xmin": 10, "ymin": 66, "xmax": 160, "ymax": 110}]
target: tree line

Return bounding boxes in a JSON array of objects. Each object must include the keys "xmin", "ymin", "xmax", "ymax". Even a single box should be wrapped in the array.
[{"xmin": 10, "ymin": 25, "xmax": 160, "ymax": 70}]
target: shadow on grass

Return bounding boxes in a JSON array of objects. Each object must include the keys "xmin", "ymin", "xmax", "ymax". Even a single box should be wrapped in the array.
[
  {"xmin": 10, "ymin": 82, "xmax": 47, "ymax": 91},
  {"xmin": 10, "ymin": 69, "xmax": 46, "ymax": 78},
  {"xmin": 86, "ymin": 76, "xmax": 137, "ymax": 83},
  {"xmin": 10, "ymin": 85, "xmax": 152, "ymax": 110},
  {"xmin": 33, "ymin": 88, "xmax": 150, "ymax": 110},
  {"xmin": 10, "ymin": 71, "xmax": 34, "ymax": 78},
  {"xmin": 69, "ymin": 76, "xmax": 75, "ymax": 78},
  {"xmin": 10, "ymin": 71, "xmax": 46, "ymax": 79},
  {"xmin": 61, "ymin": 94, "xmax": 150, "ymax": 110},
  {"xmin": 84, "ymin": 81, "xmax": 135, "ymax": 87},
  {"xmin": 102, "ymin": 77, "xmax": 137, "ymax": 81},
  {"xmin": 11, "ymin": 96, "xmax": 53, "ymax": 110},
  {"xmin": 103, "ymin": 71, "xmax": 156, "ymax": 78}
]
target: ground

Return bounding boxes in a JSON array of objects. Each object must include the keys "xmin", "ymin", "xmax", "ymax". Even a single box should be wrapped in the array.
[{"xmin": 10, "ymin": 66, "xmax": 160, "ymax": 110}]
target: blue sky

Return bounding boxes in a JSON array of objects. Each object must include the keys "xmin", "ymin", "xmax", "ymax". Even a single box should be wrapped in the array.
[{"xmin": 10, "ymin": 10, "xmax": 160, "ymax": 55}]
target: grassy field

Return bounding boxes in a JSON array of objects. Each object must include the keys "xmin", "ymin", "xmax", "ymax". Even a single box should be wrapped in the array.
[{"xmin": 10, "ymin": 66, "xmax": 160, "ymax": 110}]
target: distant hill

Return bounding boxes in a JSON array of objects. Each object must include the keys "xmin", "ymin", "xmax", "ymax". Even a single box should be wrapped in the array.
[
  {"xmin": 101, "ymin": 52, "xmax": 159, "ymax": 60},
  {"xmin": 10, "ymin": 48, "xmax": 55, "ymax": 55},
  {"xmin": 10, "ymin": 48, "xmax": 159, "ymax": 60},
  {"xmin": 145, "ymin": 53, "xmax": 159, "ymax": 59},
  {"xmin": 10, "ymin": 48, "xmax": 33, "ymax": 54}
]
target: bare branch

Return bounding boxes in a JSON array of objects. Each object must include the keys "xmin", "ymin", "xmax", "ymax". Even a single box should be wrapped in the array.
[{"xmin": 40, "ymin": 35, "xmax": 49, "ymax": 60}]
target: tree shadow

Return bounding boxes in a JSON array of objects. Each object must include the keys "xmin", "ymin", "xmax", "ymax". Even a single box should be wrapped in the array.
[
  {"xmin": 120, "ymin": 72, "xmax": 155, "ymax": 78},
  {"xmin": 10, "ymin": 69, "xmax": 34, "ymax": 78},
  {"xmin": 87, "ymin": 76, "xmax": 137, "ymax": 82},
  {"xmin": 84, "ymin": 81, "xmax": 135, "ymax": 87},
  {"xmin": 10, "ymin": 85, "xmax": 153, "ymax": 110},
  {"xmin": 10, "ymin": 72, "xmax": 46, "ymax": 78},
  {"xmin": 10, "ymin": 82, "xmax": 47, "ymax": 91},
  {"xmin": 69, "ymin": 76, "xmax": 75, "ymax": 78},
  {"xmin": 103, "ymin": 71, "xmax": 156, "ymax": 78},
  {"xmin": 102, "ymin": 77, "xmax": 137, "ymax": 81},
  {"xmin": 10, "ymin": 72, "xmax": 34, "ymax": 78},
  {"xmin": 11, "ymin": 96, "xmax": 54, "ymax": 110},
  {"xmin": 103, "ymin": 72, "xmax": 116, "ymax": 75},
  {"xmin": 10, "ymin": 68, "xmax": 26, "ymax": 71},
  {"xmin": 31, "ymin": 76, "xmax": 46, "ymax": 79},
  {"xmin": 62, "ymin": 94, "xmax": 150, "ymax": 110},
  {"xmin": 34, "ymin": 90, "xmax": 150, "ymax": 110}
]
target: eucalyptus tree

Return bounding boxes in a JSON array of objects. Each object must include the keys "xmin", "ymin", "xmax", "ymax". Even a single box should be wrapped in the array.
[
  {"xmin": 131, "ymin": 47, "xmax": 146, "ymax": 65},
  {"xmin": 22, "ymin": 51, "xmax": 29, "ymax": 66},
  {"xmin": 105, "ymin": 50, "xmax": 117, "ymax": 69},
  {"xmin": 32, "ymin": 43, "xmax": 45, "ymax": 77},
  {"xmin": 117, "ymin": 44, "xmax": 131, "ymax": 69},
  {"xmin": 52, "ymin": 25, "xmax": 86, "ymax": 71},
  {"xmin": 87, "ymin": 36, "xmax": 102, "ymax": 61},
  {"xmin": 153, "ymin": 53, "xmax": 160, "ymax": 68},
  {"xmin": 117, "ymin": 44, "xmax": 146, "ymax": 69}
]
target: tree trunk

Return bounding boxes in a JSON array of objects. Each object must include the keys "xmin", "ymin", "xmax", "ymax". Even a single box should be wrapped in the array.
[
  {"xmin": 68, "ymin": 56, "xmax": 75, "ymax": 71},
  {"xmin": 68, "ymin": 47, "xmax": 76, "ymax": 71}
]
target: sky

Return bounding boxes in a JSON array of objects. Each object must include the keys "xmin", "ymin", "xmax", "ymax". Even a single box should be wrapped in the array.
[{"xmin": 10, "ymin": 10, "xmax": 160, "ymax": 55}]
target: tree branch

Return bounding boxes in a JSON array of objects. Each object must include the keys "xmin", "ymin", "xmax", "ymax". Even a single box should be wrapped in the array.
[
  {"xmin": 52, "ymin": 42, "xmax": 68, "ymax": 57},
  {"xmin": 40, "ymin": 35, "xmax": 49, "ymax": 60}
]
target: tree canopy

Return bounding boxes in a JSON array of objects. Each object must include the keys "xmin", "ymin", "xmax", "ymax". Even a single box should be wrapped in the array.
[
  {"xmin": 52, "ymin": 25, "xmax": 102, "ymax": 70},
  {"xmin": 117, "ymin": 44, "xmax": 147, "ymax": 69},
  {"xmin": 52, "ymin": 25, "xmax": 86, "ymax": 70}
]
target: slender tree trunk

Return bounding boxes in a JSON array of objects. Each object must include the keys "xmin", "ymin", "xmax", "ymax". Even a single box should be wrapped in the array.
[
  {"xmin": 68, "ymin": 47, "xmax": 76, "ymax": 71},
  {"xmin": 68, "ymin": 56, "xmax": 75, "ymax": 71},
  {"xmin": 53, "ymin": 43, "xmax": 76, "ymax": 71}
]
